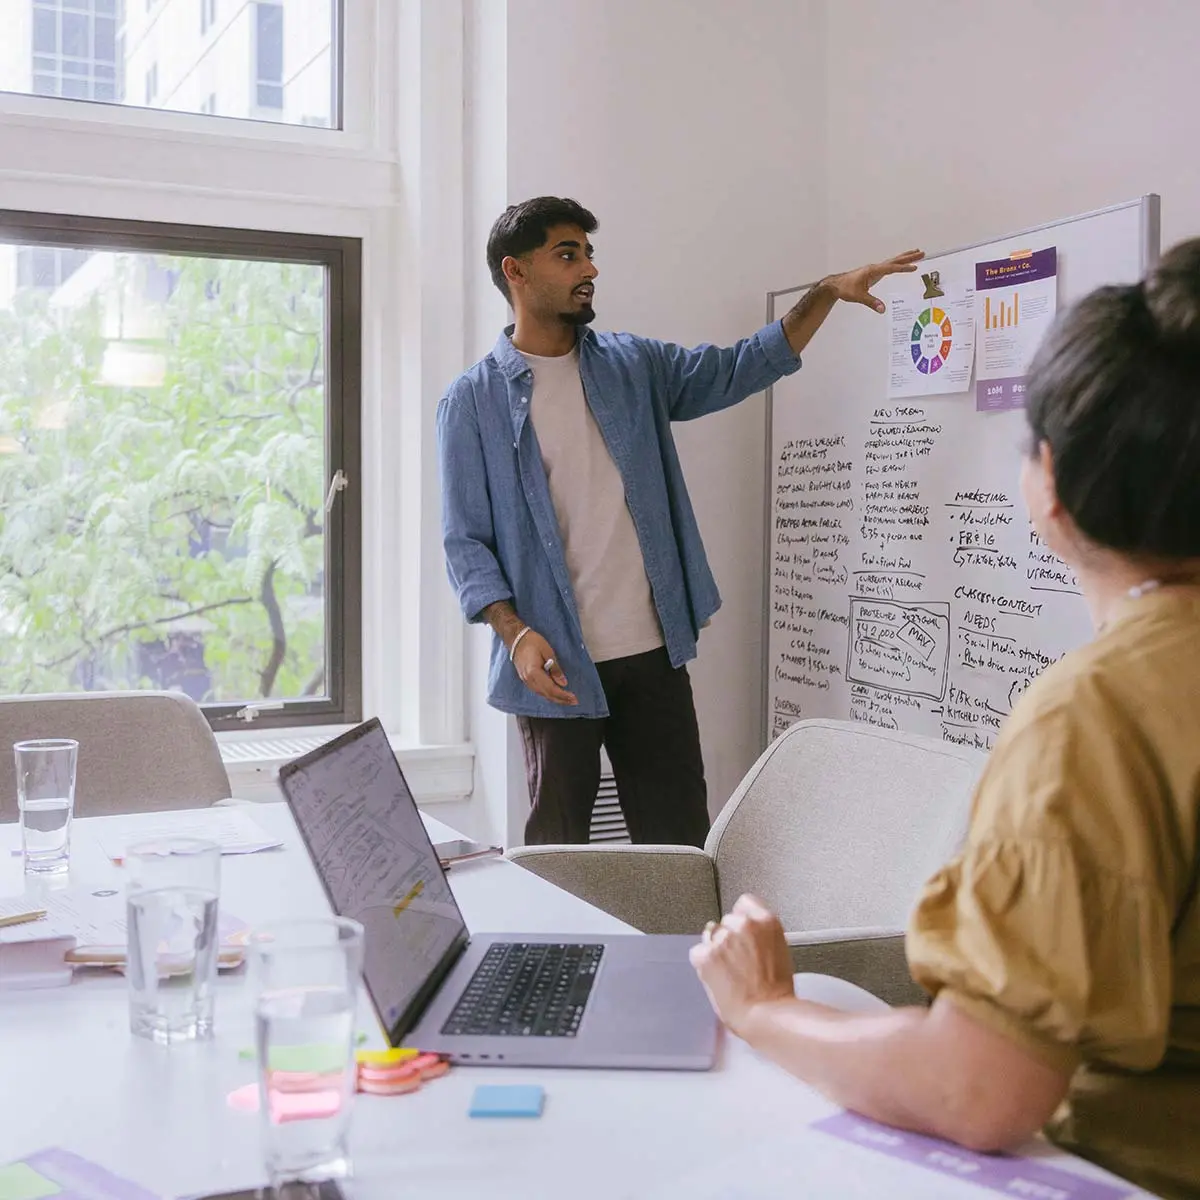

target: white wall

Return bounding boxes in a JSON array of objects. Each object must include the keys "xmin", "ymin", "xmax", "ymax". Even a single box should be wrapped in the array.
[
  {"xmin": 495, "ymin": 0, "xmax": 828, "ymax": 821},
  {"xmin": 825, "ymin": 0, "xmax": 1200, "ymax": 268}
]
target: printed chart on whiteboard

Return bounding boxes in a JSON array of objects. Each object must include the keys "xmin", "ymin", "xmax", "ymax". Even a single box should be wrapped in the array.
[{"xmin": 764, "ymin": 199, "xmax": 1157, "ymax": 752}]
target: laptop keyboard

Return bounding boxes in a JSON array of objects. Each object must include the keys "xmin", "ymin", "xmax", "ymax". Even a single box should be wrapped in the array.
[{"xmin": 440, "ymin": 942, "xmax": 605, "ymax": 1038}]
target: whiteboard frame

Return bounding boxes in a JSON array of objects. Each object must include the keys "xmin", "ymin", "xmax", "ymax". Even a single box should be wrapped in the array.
[{"xmin": 758, "ymin": 194, "xmax": 1161, "ymax": 750}]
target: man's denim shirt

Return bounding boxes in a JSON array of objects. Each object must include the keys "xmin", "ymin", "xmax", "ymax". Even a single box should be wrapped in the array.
[{"xmin": 436, "ymin": 320, "xmax": 802, "ymax": 719}]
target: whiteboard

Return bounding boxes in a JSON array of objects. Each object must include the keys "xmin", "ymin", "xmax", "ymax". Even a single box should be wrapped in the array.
[{"xmin": 761, "ymin": 196, "xmax": 1160, "ymax": 750}]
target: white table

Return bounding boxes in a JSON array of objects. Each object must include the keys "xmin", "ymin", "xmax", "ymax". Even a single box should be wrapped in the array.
[{"xmin": 0, "ymin": 804, "xmax": 1145, "ymax": 1200}]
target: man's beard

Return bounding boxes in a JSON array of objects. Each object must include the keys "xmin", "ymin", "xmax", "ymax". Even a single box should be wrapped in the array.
[{"xmin": 558, "ymin": 304, "xmax": 596, "ymax": 326}]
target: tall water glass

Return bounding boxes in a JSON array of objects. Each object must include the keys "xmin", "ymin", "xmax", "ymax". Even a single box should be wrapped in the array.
[
  {"xmin": 14, "ymin": 738, "xmax": 78, "ymax": 875},
  {"xmin": 126, "ymin": 837, "xmax": 221, "ymax": 1043},
  {"xmin": 251, "ymin": 918, "xmax": 364, "ymax": 1187}
]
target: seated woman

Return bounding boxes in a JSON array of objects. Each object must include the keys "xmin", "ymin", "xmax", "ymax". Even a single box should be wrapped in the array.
[{"xmin": 690, "ymin": 239, "xmax": 1200, "ymax": 1200}]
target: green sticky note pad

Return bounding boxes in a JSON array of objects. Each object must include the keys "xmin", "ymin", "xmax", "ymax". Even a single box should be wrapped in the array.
[
  {"xmin": 0, "ymin": 1163, "xmax": 63, "ymax": 1200},
  {"xmin": 267, "ymin": 1042, "xmax": 346, "ymax": 1074}
]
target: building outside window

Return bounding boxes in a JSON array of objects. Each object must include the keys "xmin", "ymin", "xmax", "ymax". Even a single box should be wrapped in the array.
[
  {"xmin": 1, "ymin": 0, "xmax": 337, "ymax": 128},
  {"xmin": 29, "ymin": 0, "xmax": 120, "ymax": 103}
]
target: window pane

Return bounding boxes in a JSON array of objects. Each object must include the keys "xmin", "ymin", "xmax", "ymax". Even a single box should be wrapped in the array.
[
  {"xmin": 256, "ymin": 3, "xmax": 283, "ymax": 81},
  {"xmin": 31, "ymin": 74, "xmax": 59, "ymax": 96},
  {"xmin": 32, "ymin": 8, "xmax": 58, "ymax": 54},
  {"xmin": 61, "ymin": 75, "xmax": 89, "ymax": 99},
  {"xmin": 1, "ymin": 0, "xmax": 339, "ymax": 129},
  {"xmin": 0, "ymin": 244, "xmax": 331, "ymax": 708},
  {"xmin": 61, "ymin": 12, "xmax": 89, "ymax": 59},
  {"xmin": 95, "ymin": 16, "xmax": 116, "ymax": 62}
]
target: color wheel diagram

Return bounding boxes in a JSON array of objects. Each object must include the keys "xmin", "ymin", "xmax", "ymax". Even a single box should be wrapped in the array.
[
  {"xmin": 886, "ymin": 278, "xmax": 976, "ymax": 399},
  {"xmin": 910, "ymin": 306, "xmax": 953, "ymax": 375}
]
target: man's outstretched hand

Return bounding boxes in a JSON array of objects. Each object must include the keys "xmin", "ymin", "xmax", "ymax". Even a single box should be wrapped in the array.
[
  {"xmin": 825, "ymin": 248, "xmax": 925, "ymax": 313},
  {"xmin": 781, "ymin": 248, "xmax": 925, "ymax": 356}
]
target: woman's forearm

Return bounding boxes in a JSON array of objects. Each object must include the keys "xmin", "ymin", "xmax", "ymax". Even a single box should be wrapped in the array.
[
  {"xmin": 738, "ymin": 999, "xmax": 956, "ymax": 1133},
  {"xmin": 736, "ymin": 995, "xmax": 1068, "ymax": 1152}
]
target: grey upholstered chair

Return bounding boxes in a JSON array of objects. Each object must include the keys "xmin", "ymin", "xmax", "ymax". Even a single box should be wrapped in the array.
[
  {"xmin": 506, "ymin": 718, "xmax": 986, "ymax": 1006},
  {"xmin": 0, "ymin": 691, "xmax": 232, "ymax": 820}
]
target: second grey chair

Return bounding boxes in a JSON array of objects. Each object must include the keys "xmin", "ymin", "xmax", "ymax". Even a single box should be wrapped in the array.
[
  {"xmin": 0, "ymin": 690, "xmax": 232, "ymax": 820},
  {"xmin": 506, "ymin": 718, "xmax": 986, "ymax": 1006}
]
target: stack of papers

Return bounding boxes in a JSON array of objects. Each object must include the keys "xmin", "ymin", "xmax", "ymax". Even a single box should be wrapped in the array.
[
  {"xmin": 0, "ymin": 888, "xmax": 248, "ymax": 988},
  {"xmin": 96, "ymin": 806, "xmax": 283, "ymax": 861}
]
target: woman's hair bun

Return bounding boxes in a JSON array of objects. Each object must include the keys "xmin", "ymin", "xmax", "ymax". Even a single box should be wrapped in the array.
[{"xmin": 1143, "ymin": 238, "xmax": 1200, "ymax": 348}]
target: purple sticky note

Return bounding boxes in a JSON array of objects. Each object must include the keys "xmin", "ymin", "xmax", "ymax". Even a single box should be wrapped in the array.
[
  {"xmin": 9, "ymin": 1149, "xmax": 161, "ymax": 1200},
  {"xmin": 812, "ymin": 1113, "xmax": 1135, "ymax": 1199}
]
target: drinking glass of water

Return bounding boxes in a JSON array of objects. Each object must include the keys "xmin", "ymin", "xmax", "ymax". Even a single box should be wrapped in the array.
[
  {"xmin": 14, "ymin": 738, "xmax": 79, "ymax": 875},
  {"xmin": 125, "ymin": 837, "xmax": 221, "ymax": 1044},
  {"xmin": 250, "ymin": 918, "xmax": 364, "ymax": 1188}
]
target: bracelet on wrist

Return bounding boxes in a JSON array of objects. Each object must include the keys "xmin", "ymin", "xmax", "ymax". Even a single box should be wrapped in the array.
[{"xmin": 509, "ymin": 625, "xmax": 532, "ymax": 662}]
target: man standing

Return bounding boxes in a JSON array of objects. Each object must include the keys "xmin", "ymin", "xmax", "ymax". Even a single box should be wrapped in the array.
[{"xmin": 438, "ymin": 196, "xmax": 919, "ymax": 847}]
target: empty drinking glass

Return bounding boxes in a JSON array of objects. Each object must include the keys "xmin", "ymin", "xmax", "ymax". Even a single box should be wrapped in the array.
[
  {"xmin": 125, "ymin": 837, "xmax": 221, "ymax": 1044},
  {"xmin": 14, "ymin": 739, "xmax": 79, "ymax": 875},
  {"xmin": 250, "ymin": 918, "xmax": 364, "ymax": 1188}
]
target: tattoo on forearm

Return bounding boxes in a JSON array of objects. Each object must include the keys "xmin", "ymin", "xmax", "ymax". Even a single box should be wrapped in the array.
[
  {"xmin": 780, "ymin": 278, "xmax": 837, "ymax": 356},
  {"xmin": 783, "ymin": 278, "xmax": 830, "ymax": 329},
  {"xmin": 481, "ymin": 600, "xmax": 525, "ymax": 648}
]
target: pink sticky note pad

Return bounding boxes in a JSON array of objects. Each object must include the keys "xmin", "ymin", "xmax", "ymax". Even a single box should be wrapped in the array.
[
  {"xmin": 226, "ymin": 1084, "xmax": 343, "ymax": 1123},
  {"xmin": 227, "ymin": 1083, "xmax": 260, "ymax": 1113},
  {"xmin": 268, "ymin": 1089, "xmax": 344, "ymax": 1124}
]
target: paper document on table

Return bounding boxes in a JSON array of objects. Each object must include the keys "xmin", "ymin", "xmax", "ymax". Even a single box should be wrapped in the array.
[
  {"xmin": 0, "ymin": 887, "xmax": 247, "ymax": 977},
  {"xmin": 98, "ymin": 806, "xmax": 283, "ymax": 860},
  {"xmin": 0, "ymin": 888, "xmax": 126, "ymax": 946}
]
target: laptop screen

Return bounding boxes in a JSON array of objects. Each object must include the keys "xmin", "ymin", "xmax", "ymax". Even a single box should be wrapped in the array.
[{"xmin": 278, "ymin": 719, "xmax": 469, "ymax": 1040}]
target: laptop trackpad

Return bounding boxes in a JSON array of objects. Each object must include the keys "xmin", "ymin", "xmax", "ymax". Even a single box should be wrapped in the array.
[{"xmin": 588, "ymin": 960, "xmax": 712, "ymax": 1034}]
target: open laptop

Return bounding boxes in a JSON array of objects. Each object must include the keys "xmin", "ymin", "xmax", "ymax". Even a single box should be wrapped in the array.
[{"xmin": 277, "ymin": 719, "xmax": 718, "ymax": 1070}]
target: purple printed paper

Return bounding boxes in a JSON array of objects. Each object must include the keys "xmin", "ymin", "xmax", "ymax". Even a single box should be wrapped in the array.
[
  {"xmin": 977, "ymin": 375, "xmax": 1029, "ymax": 412},
  {"xmin": 975, "ymin": 247, "xmax": 1058, "ymax": 292},
  {"xmin": 974, "ymin": 247, "xmax": 1058, "ymax": 413},
  {"xmin": 812, "ymin": 1113, "xmax": 1137, "ymax": 1199},
  {"xmin": 7, "ymin": 1148, "xmax": 162, "ymax": 1200}
]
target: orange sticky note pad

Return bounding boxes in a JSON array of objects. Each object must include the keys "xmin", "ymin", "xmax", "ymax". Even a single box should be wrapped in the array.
[{"xmin": 358, "ymin": 1073, "xmax": 422, "ymax": 1096}]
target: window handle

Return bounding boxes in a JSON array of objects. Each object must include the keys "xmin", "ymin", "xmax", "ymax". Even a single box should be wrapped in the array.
[{"xmin": 324, "ymin": 468, "xmax": 348, "ymax": 514}]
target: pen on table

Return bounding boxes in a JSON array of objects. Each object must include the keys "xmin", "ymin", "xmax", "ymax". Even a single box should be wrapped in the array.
[{"xmin": 0, "ymin": 909, "xmax": 47, "ymax": 929}]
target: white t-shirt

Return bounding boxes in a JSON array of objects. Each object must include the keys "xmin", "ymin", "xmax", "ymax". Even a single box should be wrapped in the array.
[{"xmin": 523, "ymin": 346, "xmax": 664, "ymax": 664}]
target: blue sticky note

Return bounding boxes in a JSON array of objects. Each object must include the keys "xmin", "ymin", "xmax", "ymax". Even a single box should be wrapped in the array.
[{"xmin": 469, "ymin": 1084, "xmax": 545, "ymax": 1118}]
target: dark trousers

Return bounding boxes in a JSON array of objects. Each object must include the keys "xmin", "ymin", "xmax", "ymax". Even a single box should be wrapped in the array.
[{"xmin": 516, "ymin": 647, "xmax": 710, "ymax": 848}]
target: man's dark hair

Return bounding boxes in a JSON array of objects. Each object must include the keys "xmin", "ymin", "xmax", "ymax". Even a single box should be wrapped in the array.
[
  {"xmin": 486, "ymin": 197, "xmax": 598, "ymax": 302},
  {"xmin": 1024, "ymin": 237, "xmax": 1200, "ymax": 558}
]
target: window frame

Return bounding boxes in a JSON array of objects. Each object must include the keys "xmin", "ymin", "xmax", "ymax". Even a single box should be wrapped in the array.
[{"xmin": 0, "ymin": 207, "xmax": 363, "ymax": 731}]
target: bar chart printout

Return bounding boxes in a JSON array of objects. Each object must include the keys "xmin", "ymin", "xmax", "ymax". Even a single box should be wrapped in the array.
[
  {"xmin": 974, "ymin": 246, "xmax": 1057, "ymax": 413},
  {"xmin": 984, "ymin": 292, "xmax": 1019, "ymax": 329}
]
